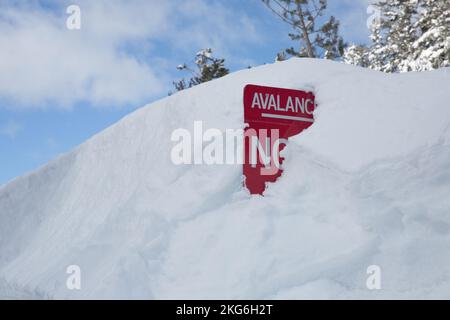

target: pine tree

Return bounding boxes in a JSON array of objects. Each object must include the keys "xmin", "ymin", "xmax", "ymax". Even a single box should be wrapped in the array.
[
  {"xmin": 368, "ymin": 0, "xmax": 420, "ymax": 73},
  {"xmin": 366, "ymin": 14, "xmax": 388, "ymax": 71},
  {"xmin": 275, "ymin": 51, "xmax": 288, "ymax": 62},
  {"xmin": 406, "ymin": 0, "xmax": 450, "ymax": 71},
  {"xmin": 173, "ymin": 49, "xmax": 229, "ymax": 92},
  {"xmin": 343, "ymin": 44, "xmax": 370, "ymax": 67},
  {"xmin": 346, "ymin": 0, "xmax": 449, "ymax": 73},
  {"xmin": 262, "ymin": 0, "xmax": 345, "ymax": 60}
]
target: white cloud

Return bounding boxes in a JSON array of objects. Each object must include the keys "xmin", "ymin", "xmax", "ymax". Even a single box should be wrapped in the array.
[
  {"xmin": 169, "ymin": 1, "xmax": 262, "ymax": 56},
  {"xmin": 0, "ymin": 119, "xmax": 23, "ymax": 139},
  {"xmin": 0, "ymin": 0, "xmax": 262, "ymax": 109},
  {"xmin": 328, "ymin": 0, "xmax": 373, "ymax": 44}
]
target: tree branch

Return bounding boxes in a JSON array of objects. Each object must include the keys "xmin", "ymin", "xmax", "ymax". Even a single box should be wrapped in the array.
[{"xmin": 261, "ymin": 0, "xmax": 297, "ymax": 27}]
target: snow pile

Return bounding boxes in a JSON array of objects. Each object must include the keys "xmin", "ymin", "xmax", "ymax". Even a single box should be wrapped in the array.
[{"xmin": 1, "ymin": 59, "xmax": 450, "ymax": 299}]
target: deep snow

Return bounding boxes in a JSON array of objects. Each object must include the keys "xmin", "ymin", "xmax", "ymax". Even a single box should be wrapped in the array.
[{"xmin": 1, "ymin": 59, "xmax": 450, "ymax": 299}]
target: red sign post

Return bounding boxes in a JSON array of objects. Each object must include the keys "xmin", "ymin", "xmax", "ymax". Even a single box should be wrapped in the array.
[{"xmin": 243, "ymin": 84, "xmax": 315, "ymax": 195}]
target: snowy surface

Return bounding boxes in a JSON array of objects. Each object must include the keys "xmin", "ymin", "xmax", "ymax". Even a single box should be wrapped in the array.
[{"xmin": 1, "ymin": 59, "xmax": 450, "ymax": 299}]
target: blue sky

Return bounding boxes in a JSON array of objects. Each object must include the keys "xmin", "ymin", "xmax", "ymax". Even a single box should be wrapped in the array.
[{"xmin": 0, "ymin": 0, "xmax": 372, "ymax": 185}]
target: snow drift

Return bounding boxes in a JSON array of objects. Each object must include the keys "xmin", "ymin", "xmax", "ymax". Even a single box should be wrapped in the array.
[{"xmin": 1, "ymin": 59, "xmax": 450, "ymax": 299}]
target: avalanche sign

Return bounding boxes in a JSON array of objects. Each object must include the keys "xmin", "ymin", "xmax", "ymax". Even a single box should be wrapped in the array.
[{"xmin": 243, "ymin": 84, "xmax": 315, "ymax": 195}]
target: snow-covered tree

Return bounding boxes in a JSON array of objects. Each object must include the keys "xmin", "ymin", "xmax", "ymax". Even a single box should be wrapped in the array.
[
  {"xmin": 404, "ymin": 0, "xmax": 450, "ymax": 71},
  {"xmin": 275, "ymin": 51, "xmax": 288, "ymax": 62},
  {"xmin": 343, "ymin": 44, "xmax": 370, "ymax": 67},
  {"xmin": 262, "ymin": 0, "xmax": 345, "ymax": 60},
  {"xmin": 368, "ymin": 0, "xmax": 420, "ymax": 73},
  {"xmin": 173, "ymin": 49, "xmax": 229, "ymax": 92},
  {"xmin": 345, "ymin": 0, "xmax": 449, "ymax": 72}
]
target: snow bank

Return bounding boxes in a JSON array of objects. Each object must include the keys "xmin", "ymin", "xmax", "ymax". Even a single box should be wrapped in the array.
[{"xmin": 1, "ymin": 59, "xmax": 450, "ymax": 299}]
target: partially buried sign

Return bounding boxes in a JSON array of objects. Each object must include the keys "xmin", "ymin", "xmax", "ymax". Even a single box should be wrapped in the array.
[{"xmin": 243, "ymin": 84, "xmax": 315, "ymax": 195}]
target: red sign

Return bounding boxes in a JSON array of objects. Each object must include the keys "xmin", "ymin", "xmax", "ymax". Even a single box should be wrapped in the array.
[{"xmin": 243, "ymin": 84, "xmax": 315, "ymax": 195}]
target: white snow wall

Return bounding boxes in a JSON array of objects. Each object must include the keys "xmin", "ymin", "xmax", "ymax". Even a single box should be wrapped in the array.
[{"xmin": 1, "ymin": 59, "xmax": 450, "ymax": 299}]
